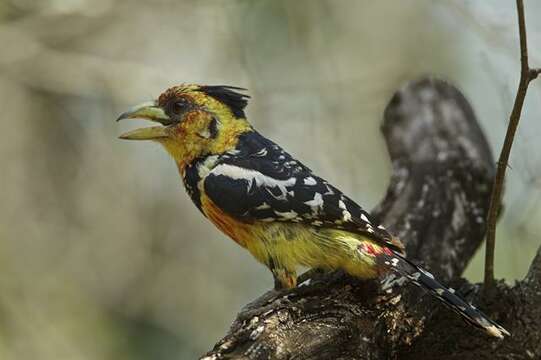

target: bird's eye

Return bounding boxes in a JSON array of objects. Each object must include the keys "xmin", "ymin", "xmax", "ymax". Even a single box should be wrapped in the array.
[{"xmin": 172, "ymin": 99, "xmax": 188, "ymax": 115}]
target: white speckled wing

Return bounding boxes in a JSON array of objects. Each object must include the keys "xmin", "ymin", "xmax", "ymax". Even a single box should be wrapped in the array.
[{"xmin": 201, "ymin": 131, "xmax": 402, "ymax": 252}]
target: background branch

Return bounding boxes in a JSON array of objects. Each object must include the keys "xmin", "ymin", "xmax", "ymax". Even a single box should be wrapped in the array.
[{"xmin": 484, "ymin": 0, "xmax": 541, "ymax": 289}]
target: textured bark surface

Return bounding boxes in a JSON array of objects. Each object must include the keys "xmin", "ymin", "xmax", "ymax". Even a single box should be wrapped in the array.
[{"xmin": 201, "ymin": 78, "xmax": 541, "ymax": 360}]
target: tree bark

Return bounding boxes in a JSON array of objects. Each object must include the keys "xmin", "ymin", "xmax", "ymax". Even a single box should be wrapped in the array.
[{"xmin": 201, "ymin": 77, "xmax": 541, "ymax": 360}]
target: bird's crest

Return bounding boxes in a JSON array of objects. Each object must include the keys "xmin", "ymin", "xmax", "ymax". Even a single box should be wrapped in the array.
[{"xmin": 198, "ymin": 85, "xmax": 250, "ymax": 119}]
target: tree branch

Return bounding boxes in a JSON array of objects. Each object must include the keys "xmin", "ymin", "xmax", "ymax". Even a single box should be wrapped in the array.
[
  {"xmin": 529, "ymin": 68, "xmax": 541, "ymax": 81},
  {"xmin": 524, "ymin": 246, "xmax": 541, "ymax": 288},
  {"xmin": 484, "ymin": 0, "xmax": 540, "ymax": 289}
]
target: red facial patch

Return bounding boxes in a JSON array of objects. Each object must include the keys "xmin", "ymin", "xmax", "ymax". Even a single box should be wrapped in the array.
[{"xmin": 157, "ymin": 86, "xmax": 183, "ymax": 107}]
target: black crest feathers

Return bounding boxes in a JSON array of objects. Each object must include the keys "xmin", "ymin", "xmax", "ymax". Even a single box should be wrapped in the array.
[{"xmin": 199, "ymin": 85, "xmax": 250, "ymax": 119}]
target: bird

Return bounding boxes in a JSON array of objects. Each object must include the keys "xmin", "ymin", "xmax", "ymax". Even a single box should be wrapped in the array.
[{"xmin": 117, "ymin": 84, "xmax": 509, "ymax": 338}]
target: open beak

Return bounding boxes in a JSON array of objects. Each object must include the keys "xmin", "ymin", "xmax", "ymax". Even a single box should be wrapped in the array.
[{"xmin": 116, "ymin": 101, "xmax": 172, "ymax": 140}]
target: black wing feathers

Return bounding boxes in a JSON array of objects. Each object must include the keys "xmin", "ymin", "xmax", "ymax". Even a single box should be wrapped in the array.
[{"xmin": 204, "ymin": 131, "xmax": 401, "ymax": 251}]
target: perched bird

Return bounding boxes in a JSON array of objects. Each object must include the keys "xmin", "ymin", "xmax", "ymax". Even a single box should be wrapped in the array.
[{"xmin": 117, "ymin": 84, "xmax": 509, "ymax": 338}]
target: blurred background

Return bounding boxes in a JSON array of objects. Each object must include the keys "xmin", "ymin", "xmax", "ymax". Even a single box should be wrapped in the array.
[{"xmin": 0, "ymin": 0, "xmax": 540, "ymax": 358}]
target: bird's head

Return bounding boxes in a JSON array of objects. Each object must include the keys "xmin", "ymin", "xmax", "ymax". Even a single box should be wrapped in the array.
[{"xmin": 117, "ymin": 84, "xmax": 252, "ymax": 169}]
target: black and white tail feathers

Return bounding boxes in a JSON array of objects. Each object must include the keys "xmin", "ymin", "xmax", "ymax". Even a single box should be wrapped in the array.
[{"xmin": 379, "ymin": 251, "xmax": 509, "ymax": 339}]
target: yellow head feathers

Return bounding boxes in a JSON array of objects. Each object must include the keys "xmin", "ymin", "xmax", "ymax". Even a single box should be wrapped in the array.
[{"xmin": 117, "ymin": 84, "xmax": 252, "ymax": 170}]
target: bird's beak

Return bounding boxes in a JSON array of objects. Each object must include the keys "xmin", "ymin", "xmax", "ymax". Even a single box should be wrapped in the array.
[{"xmin": 116, "ymin": 101, "xmax": 172, "ymax": 140}]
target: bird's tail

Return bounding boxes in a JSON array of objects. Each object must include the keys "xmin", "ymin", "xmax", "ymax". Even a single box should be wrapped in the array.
[{"xmin": 379, "ymin": 250, "xmax": 510, "ymax": 338}]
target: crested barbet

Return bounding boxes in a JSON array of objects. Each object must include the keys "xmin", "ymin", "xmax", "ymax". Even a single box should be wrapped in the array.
[{"xmin": 117, "ymin": 84, "xmax": 509, "ymax": 338}]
